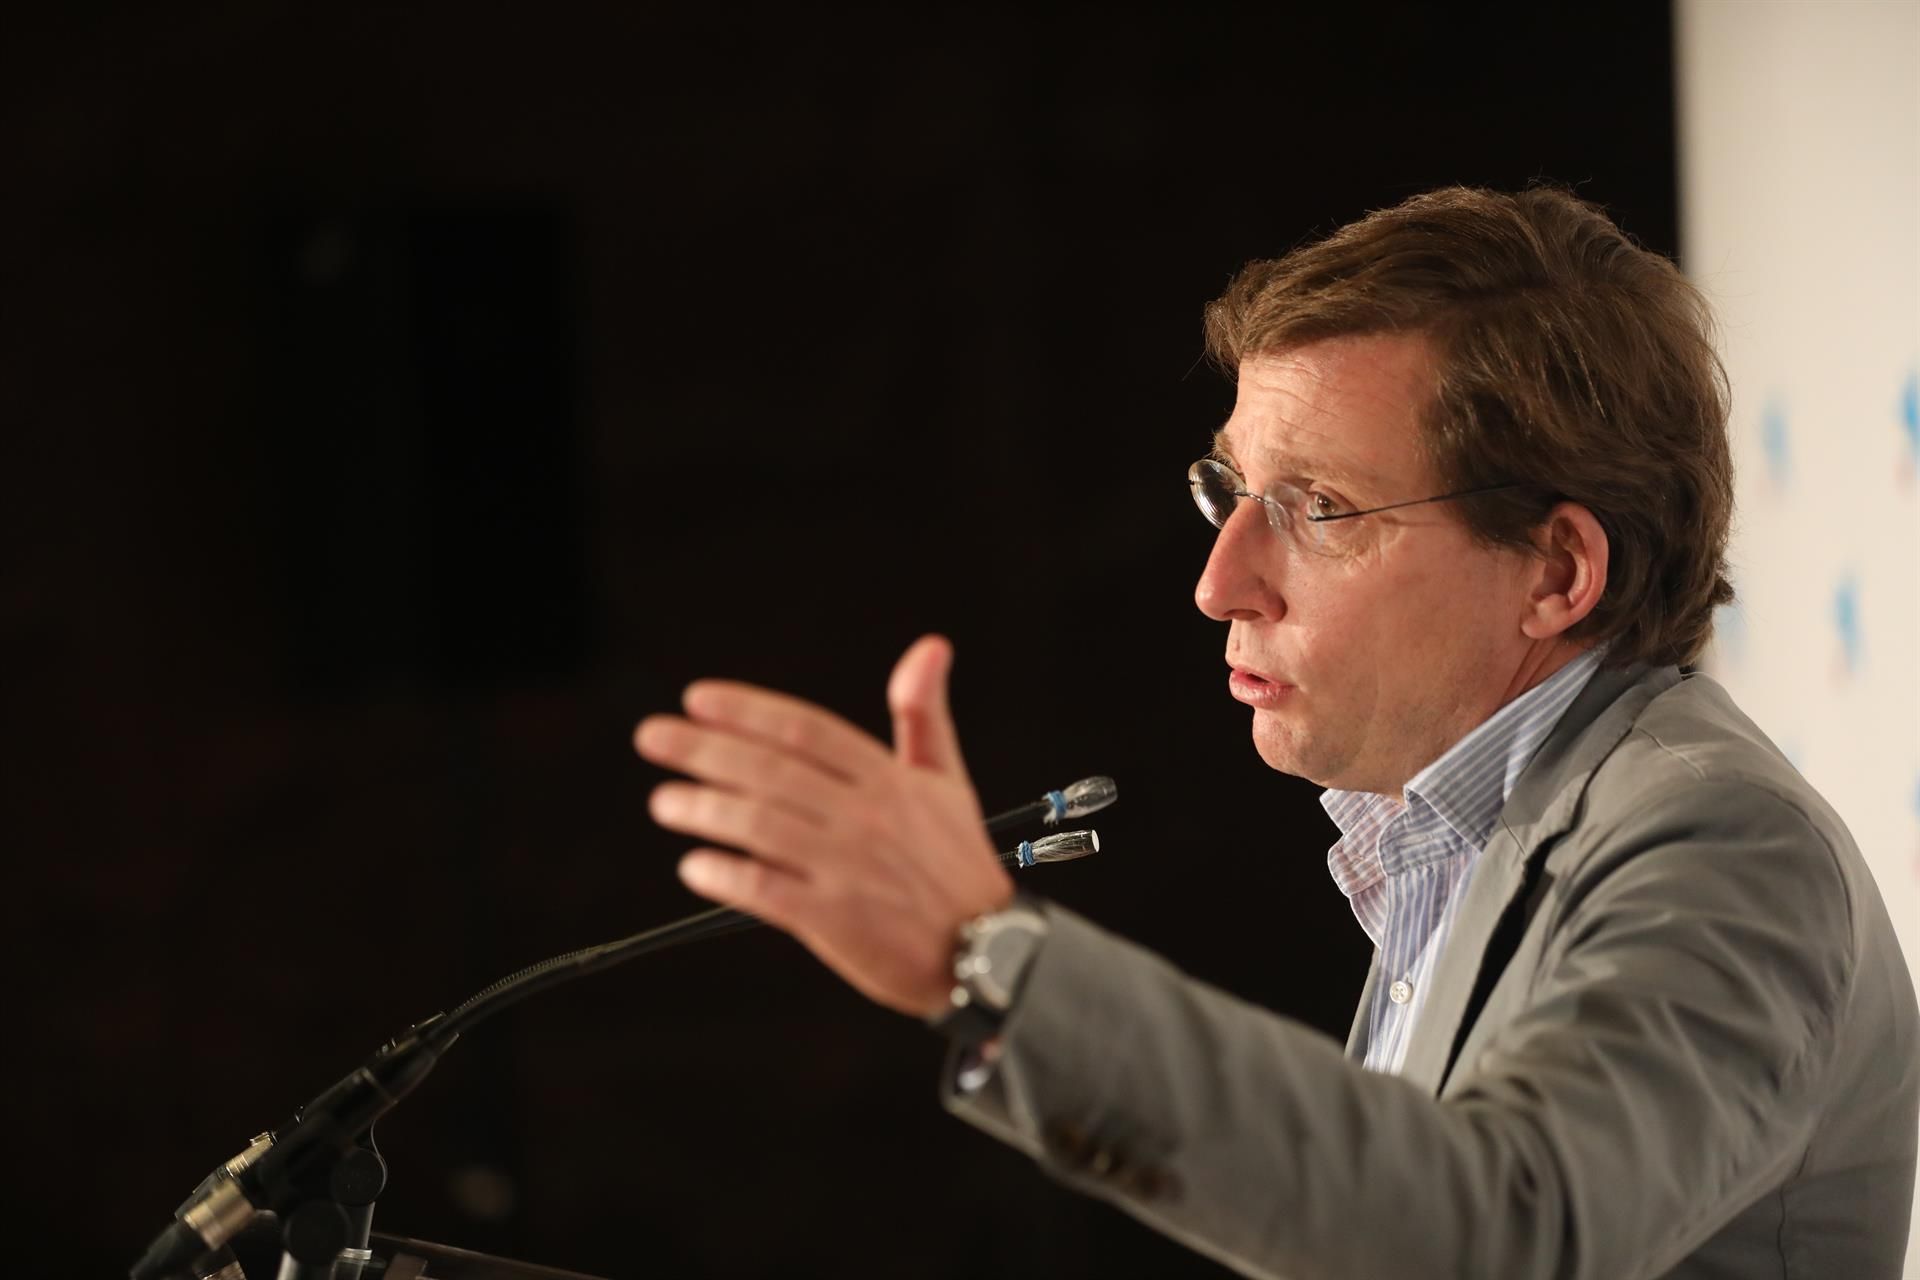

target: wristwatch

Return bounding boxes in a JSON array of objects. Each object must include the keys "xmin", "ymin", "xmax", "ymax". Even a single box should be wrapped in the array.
[{"xmin": 928, "ymin": 895, "xmax": 1050, "ymax": 1046}]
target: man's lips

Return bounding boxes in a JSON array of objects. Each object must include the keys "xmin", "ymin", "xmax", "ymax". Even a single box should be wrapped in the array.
[{"xmin": 1227, "ymin": 664, "xmax": 1295, "ymax": 708}]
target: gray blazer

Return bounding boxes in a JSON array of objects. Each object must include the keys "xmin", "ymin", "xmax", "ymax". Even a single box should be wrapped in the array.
[{"xmin": 946, "ymin": 665, "xmax": 1919, "ymax": 1277}]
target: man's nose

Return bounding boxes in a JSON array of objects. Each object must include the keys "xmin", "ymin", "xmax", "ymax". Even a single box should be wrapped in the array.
[{"xmin": 1194, "ymin": 502, "xmax": 1285, "ymax": 622}]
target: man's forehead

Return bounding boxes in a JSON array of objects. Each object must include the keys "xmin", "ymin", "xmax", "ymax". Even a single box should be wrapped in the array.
[{"xmin": 1218, "ymin": 337, "xmax": 1436, "ymax": 487}]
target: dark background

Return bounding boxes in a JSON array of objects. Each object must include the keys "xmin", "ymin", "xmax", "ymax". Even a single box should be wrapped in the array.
[{"xmin": 2, "ymin": 5, "xmax": 1678, "ymax": 1277}]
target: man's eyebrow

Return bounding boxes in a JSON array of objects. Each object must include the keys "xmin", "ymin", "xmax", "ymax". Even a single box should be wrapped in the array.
[{"xmin": 1210, "ymin": 429, "xmax": 1364, "ymax": 489}]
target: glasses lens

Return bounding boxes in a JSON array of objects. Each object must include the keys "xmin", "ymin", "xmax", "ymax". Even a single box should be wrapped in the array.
[{"xmin": 1188, "ymin": 460, "xmax": 1239, "ymax": 528}]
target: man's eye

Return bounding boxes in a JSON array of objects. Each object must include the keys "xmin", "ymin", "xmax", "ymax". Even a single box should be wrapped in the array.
[{"xmin": 1307, "ymin": 491, "xmax": 1347, "ymax": 519}]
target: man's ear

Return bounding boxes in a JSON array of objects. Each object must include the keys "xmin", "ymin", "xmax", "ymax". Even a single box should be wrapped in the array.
[{"xmin": 1520, "ymin": 502, "xmax": 1609, "ymax": 641}]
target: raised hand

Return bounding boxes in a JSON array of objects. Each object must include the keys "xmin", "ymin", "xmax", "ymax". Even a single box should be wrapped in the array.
[{"xmin": 633, "ymin": 635, "xmax": 1014, "ymax": 1017}]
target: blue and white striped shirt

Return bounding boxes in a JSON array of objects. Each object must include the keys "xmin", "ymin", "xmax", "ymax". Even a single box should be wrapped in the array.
[{"xmin": 1321, "ymin": 647, "xmax": 1603, "ymax": 1075}]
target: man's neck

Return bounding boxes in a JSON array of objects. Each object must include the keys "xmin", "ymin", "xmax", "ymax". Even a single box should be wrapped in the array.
[
  {"xmin": 1496, "ymin": 639, "xmax": 1587, "ymax": 707},
  {"xmin": 1356, "ymin": 642, "xmax": 1600, "ymax": 801}
]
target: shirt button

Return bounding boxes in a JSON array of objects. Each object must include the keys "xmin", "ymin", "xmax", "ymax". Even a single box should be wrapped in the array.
[{"xmin": 1389, "ymin": 978, "xmax": 1414, "ymax": 1005}]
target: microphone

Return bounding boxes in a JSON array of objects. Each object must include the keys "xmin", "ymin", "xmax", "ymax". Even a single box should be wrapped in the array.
[
  {"xmin": 132, "ymin": 777, "xmax": 1115, "ymax": 1279},
  {"xmin": 431, "ymin": 827, "xmax": 1102, "ymax": 1041},
  {"xmin": 1007, "ymin": 828, "xmax": 1098, "ymax": 866},
  {"xmin": 985, "ymin": 775, "xmax": 1117, "ymax": 836}
]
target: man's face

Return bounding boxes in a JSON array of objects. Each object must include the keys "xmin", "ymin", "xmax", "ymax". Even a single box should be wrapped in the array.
[{"xmin": 1194, "ymin": 333, "xmax": 1539, "ymax": 794}]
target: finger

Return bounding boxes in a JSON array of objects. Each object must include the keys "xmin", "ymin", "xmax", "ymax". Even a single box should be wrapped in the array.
[
  {"xmin": 678, "ymin": 849, "xmax": 810, "ymax": 934},
  {"xmin": 649, "ymin": 783, "xmax": 827, "ymax": 873},
  {"xmin": 887, "ymin": 634, "xmax": 967, "ymax": 775},
  {"xmin": 680, "ymin": 681, "xmax": 890, "ymax": 783},
  {"xmin": 634, "ymin": 714, "xmax": 857, "ymax": 819}
]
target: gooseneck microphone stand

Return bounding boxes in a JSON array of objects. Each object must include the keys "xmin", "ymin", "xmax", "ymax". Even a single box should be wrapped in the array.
[{"xmin": 129, "ymin": 778, "xmax": 1116, "ymax": 1280}]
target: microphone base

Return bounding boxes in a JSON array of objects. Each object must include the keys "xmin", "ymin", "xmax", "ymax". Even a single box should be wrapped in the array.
[{"xmin": 369, "ymin": 1233, "xmax": 611, "ymax": 1279}]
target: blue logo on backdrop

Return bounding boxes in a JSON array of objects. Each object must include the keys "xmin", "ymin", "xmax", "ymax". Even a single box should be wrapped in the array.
[
  {"xmin": 1831, "ymin": 574, "xmax": 1862, "ymax": 675},
  {"xmin": 1761, "ymin": 396, "xmax": 1791, "ymax": 487},
  {"xmin": 1901, "ymin": 367, "xmax": 1918, "ymax": 461}
]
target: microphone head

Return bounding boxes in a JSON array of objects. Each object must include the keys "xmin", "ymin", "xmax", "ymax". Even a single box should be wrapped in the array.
[
  {"xmin": 1026, "ymin": 829, "xmax": 1098, "ymax": 864},
  {"xmin": 1049, "ymin": 775, "xmax": 1117, "ymax": 822}
]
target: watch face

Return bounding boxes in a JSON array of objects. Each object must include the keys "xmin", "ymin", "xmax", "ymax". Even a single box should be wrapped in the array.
[{"xmin": 974, "ymin": 912, "xmax": 1045, "ymax": 1008}]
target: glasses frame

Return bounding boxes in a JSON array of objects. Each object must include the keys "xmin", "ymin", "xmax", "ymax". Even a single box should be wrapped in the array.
[{"xmin": 1187, "ymin": 458, "xmax": 1523, "ymax": 555}]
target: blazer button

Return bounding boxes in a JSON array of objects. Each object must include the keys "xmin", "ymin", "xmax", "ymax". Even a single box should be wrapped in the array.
[
  {"xmin": 1045, "ymin": 1122, "xmax": 1091, "ymax": 1163},
  {"xmin": 1121, "ymin": 1165, "xmax": 1180, "ymax": 1202}
]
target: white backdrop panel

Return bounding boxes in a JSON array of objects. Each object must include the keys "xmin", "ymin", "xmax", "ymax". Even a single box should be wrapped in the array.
[{"xmin": 1677, "ymin": 1, "xmax": 1920, "ymax": 1271}]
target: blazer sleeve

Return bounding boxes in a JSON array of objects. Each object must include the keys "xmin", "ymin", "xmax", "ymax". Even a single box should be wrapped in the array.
[{"xmin": 941, "ymin": 779, "xmax": 1857, "ymax": 1280}]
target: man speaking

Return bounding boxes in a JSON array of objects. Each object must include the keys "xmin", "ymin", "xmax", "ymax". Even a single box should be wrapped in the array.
[{"xmin": 633, "ymin": 186, "xmax": 1918, "ymax": 1277}]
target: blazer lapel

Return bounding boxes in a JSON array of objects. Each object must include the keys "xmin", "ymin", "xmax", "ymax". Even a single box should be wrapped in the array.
[{"xmin": 1393, "ymin": 663, "xmax": 1678, "ymax": 1094}]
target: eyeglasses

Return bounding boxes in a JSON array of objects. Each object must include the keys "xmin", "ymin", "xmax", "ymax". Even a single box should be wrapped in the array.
[{"xmin": 1187, "ymin": 458, "xmax": 1521, "ymax": 557}]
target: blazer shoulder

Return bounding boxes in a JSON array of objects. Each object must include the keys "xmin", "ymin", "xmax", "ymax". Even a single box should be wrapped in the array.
[
  {"xmin": 1546, "ymin": 673, "xmax": 1870, "ymax": 972},
  {"xmin": 1593, "ymin": 672, "xmax": 1855, "ymax": 852}
]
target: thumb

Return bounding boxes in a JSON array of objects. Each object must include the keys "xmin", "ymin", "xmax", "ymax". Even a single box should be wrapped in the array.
[{"xmin": 888, "ymin": 634, "xmax": 967, "ymax": 775}]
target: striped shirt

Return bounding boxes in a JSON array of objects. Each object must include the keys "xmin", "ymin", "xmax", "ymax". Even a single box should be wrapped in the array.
[{"xmin": 1321, "ymin": 648, "xmax": 1603, "ymax": 1075}]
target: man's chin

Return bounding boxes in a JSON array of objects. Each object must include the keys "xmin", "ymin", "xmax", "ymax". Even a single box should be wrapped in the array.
[{"xmin": 1250, "ymin": 715, "xmax": 1329, "ymax": 784}]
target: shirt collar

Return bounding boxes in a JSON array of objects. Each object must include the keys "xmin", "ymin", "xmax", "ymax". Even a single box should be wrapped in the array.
[{"xmin": 1321, "ymin": 646, "xmax": 1604, "ymax": 888}]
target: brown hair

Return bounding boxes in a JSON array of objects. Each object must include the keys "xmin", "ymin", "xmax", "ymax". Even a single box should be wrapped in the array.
[{"xmin": 1204, "ymin": 185, "xmax": 1734, "ymax": 669}]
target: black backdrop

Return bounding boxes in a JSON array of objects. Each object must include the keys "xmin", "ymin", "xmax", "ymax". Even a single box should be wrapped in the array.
[{"xmin": 2, "ymin": 5, "xmax": 1678, "ymax": 1277}]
